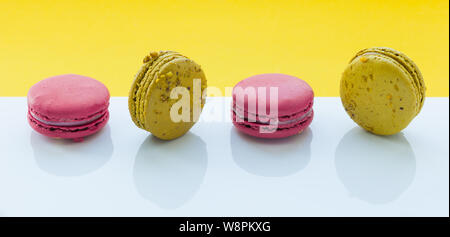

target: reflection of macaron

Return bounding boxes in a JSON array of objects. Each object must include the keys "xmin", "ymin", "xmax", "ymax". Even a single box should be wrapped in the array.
[
  {"xmin": 27, "ymin": 74, "xmax": 110, "ymax": 141},
  {"xmin": 128, "ymin": 51, "xmax": 207, "ymax": 140},
  {"xmin": 232, "ymin": 73, "xmax": 314, "ymax": 139},
  {"xmin": 340, "ymin": 47, "xmax": 426, "ymax": 135}
]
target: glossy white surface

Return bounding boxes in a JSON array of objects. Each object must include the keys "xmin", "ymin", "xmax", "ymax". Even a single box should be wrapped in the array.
[{"xmin": 0, "ymin": 97, "xmax": 448, "ymax": 217}]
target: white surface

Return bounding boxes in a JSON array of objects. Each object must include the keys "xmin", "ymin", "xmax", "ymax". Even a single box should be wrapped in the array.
[{"xmin": 0, "ymin": 97, "xmax": 448, "ymax": 217}]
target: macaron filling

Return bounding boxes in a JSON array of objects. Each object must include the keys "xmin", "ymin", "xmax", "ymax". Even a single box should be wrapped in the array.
[
  {"xmin": 233, "ymin": 110, "xmax": 313, "ymax": 132},
  {"xmin": 29, "ymin": 111, "xmax": 106, "ymax": 127},
  {"xmin": 232, "ymin": 107, "xmax": 313, "ymax": 125},
  {"xmin": 233, "ymin": 101, "xmax": 313, "ymax": 121}
]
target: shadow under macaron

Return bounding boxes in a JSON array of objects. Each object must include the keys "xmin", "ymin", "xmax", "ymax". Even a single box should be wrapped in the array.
[
  {"xmin": 230, "ymin": 127, "xmax": 312, "ymax": 177},
  {"xmin": 30, "ymin": 125, "xmax": 113, "ymax": 177},
  {"xmin": 133, "ymin": 132, "xmax": 207, "ymax": 209},
  {"xmin": 335, "ymin": 127, "xmax": 416, "ymax": 204}
]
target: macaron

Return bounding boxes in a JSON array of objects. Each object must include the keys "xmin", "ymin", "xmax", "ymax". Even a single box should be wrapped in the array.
[
  {"xmin": 27, "ymin": 74, "xmax": 110, "ymax": 141},
  {"xmin": 232, "ymin": 73, "xmax": 314, "ymax": 139},
  {"xmin": 128, "ymin": 50, "xmax": 207, "ymax": 140},
  {"xmin": 340, "ymin": 47, "xmax": 426, "ymax": 135}
]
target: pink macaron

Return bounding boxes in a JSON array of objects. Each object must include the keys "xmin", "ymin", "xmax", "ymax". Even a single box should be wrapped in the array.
[
  {"xmin": 27, "ymin": 74, "xmax": 110, "ymax": 141},
  {"xmin": 232, "ymin": 73, "xmax": 314, "ymax": 139}
]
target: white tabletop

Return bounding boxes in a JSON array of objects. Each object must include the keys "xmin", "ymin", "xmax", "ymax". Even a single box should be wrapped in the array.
[{"xmin": 0, "ymin": 97, "xmax": 448, "ymax": 217}]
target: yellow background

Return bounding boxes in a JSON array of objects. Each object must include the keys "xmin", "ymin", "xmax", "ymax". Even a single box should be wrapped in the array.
[{"xmin": 0, "ymin": 0, "xmax": 448, "ymax": 97}]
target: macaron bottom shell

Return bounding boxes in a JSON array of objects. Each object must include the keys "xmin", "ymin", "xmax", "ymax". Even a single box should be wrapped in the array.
[
  {"xmin": 28, "ymin": 111, "xmax": 109, "ymax": 141},
  {"xmin": 232, "ymin": 110, "xmax": 314, "ymax": 139}
]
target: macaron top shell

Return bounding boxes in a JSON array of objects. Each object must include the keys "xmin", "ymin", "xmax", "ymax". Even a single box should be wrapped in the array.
[
  {"xmin": 144, "ymin": 57, "xmax": 206, "ymax": 140},
  {"xmin": 232, "ymin": 73, "xmax": 314, "ymax": 117},
  {"xmin": 128, "ymin": 51, "xmax": 207, "ymax": 140},
  {"xmin": 352, "ymin": 47, "xmax": 426, "ymax": 112},
  {"xmin": 28, "ymin": 74, "xmax": 110, "ymax": 122}
]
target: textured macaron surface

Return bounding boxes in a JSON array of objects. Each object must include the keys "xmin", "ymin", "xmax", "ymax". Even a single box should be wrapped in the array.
[
  {"xmin": 340, "ymin": 47, "xmax": 425, "ymax": 135},
  {"xmin": 28, "ymin": 74, "xmax": 110, "ymax": 122},
  {"xmin": 27, "ymin": 74, "xmax": 110, "ymax": 139},
  {"xmin": 128, "ymin": 51, "xmax": 207, "ymax": 140},
  {"xmin": 352, "ymin": 47, "xmax": 426, "ymax": 111},
  {"xmin": 232, "ymin": 73, "xmax": 314, "ymax": 138}
]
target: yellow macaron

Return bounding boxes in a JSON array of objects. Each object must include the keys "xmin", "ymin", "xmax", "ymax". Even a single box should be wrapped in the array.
[
  {"xmin": 129, "ymin": 51, "xmax": 207, "ymax": 140},
  {"xmin": 340, "ymin": 47, "xmax": 426, "ymax": 135}
]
